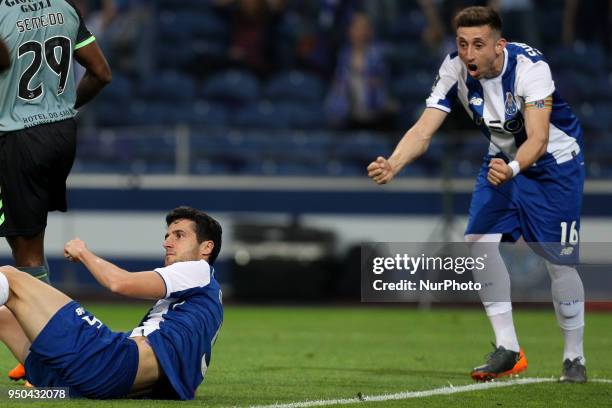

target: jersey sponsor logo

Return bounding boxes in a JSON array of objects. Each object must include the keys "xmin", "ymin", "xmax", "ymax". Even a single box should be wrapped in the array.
[
  {"xmin": 503, "ymin": 117, "xmax": 525, "ymax": 134},
  {"xmin": 469, "ymin": 96, "xmax": 483, "ymax": 106},
  {"xmin": 560, "ymin": 246, "xmax": 575, "ymax": 256},
  {"xmin": 505, "ymin": 92, "xmax": 518, "ymax": 116}
]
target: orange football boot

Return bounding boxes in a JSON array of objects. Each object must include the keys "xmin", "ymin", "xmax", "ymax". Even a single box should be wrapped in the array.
[
  {"xmin": 471, "ymin": 345, "xmax": 527, "ymax": 382},
  {"xmin": 8, "ymin": 363, "xmax": 26, "ymax": 381}
]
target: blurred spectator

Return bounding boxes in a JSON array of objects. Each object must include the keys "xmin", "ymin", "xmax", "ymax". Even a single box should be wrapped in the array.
[
  {"xmin": 80, "ymin": 0, "xmax": 118, "ymax": 35},
  {"xmin": 288, "ymin": 0, "xmax": 358, "ymax": 78},
  {"xmin": 562, "ymin": 0, "xmax": 611, "ymax": 53},
  {"xmin": 488, "ymin": 0, "xmax": 539, "ymax": 46},
  {"xmin": 416, "ymin": 0, "xmax": 488, "ymax": 57},
  {"xmin": 215, "ymin": 0, "xmax": 287, "ymax": 78},
  {"xmin": 325, "ymin": 13, "xmax": 397, "ymax": 131},
  {"xmin": 74, "ymin": 0, "xmax": 153, "ymax": 79}
]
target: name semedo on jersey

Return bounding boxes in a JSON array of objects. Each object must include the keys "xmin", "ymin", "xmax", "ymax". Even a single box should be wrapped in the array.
[
  {"xmin": 6, "ymin": 0, "xmax": 53, "ymax": 13},
  {"xmin": 16, "ymin": 12, "xmax": 64, "ymax": 33}
]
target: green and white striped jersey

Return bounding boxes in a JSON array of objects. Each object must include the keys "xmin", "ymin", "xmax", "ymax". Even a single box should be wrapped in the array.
[{"xmin": 0, "ymin": 0, "xmax": 95, "ymax": 132}]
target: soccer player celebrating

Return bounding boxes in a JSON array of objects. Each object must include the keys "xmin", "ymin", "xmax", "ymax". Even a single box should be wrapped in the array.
[
  {"xmin": 368, "ymin": 6, "xmax": 586, "ymax": 383},
  {"xmin": 0, "ymin": 0, "xmax": 111, "ymax": 381},
  {"xmin": 0, "ymin": 206, "xmax": 223, "ymax": 399}
]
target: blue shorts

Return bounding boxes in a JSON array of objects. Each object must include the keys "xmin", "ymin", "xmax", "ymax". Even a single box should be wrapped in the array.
[
  {"xmin": 465, "ymin": 152, "xmax": 585, "ymax": 264},
  {"xmin": 24, "ymin": 301, "xmax": 139, "ymax": 399}
]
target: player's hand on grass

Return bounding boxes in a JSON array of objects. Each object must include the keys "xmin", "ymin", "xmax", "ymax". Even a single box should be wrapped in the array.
[
  {"xmin": 64, "ymin": 238, "xmax": 87, "ymax": 262},
  {"xmin": 367, "ymin": 156, "xmax": 395, "ymax": 185},
  {"xmin": 487, "ymin": 158, "xmax": 513, "ymax": 186}
]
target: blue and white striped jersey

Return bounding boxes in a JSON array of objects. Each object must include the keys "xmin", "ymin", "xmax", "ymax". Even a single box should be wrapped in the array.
[
  {"xmin": 426, "ymin": 42, "xmax": 583, "ymax": 166},
  {"xmin": 130, "ymin": 260, "xmax": 223, "ymax": 400}
]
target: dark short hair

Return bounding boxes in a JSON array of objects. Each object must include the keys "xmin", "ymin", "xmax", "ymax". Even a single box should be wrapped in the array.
[
  {"xmin": 453, "ymin": 6, "xmax": 502, "ymax": 34},
  {"xmin": 166, "ymin": 206, "xmax": 222, "ymax": 265}
]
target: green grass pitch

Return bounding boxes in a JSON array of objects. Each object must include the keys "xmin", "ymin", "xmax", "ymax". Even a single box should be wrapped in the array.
[{"xmin": 0, "ymin": 304, "xmax": 611, "ymax": 407}]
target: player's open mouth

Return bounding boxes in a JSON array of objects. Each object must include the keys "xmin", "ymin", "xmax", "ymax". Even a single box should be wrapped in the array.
[{"xmin": 467, "ymin": 63, "xmax": 478, "ymax": 73}]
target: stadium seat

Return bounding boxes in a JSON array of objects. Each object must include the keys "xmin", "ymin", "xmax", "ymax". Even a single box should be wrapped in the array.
[
  {"xmin": 186, "ymin": 100, "xmax": 229, "ymax": 127},
  {"xmin": 232, "ymin": 101, "xmax": 290, "ymax": 129},
  {"xmin": 548, "ymin": 45, "xmax": 606, "ymax": 76},
  {"xmin": 138, "ymin": 71, "xmax": 197, "ymax": 102},
  {"xmin": 385, "ymin": 12, "xmax": 426, "ymax": 41},
  {"xmin": 393, "ymin": 70, "xmax": 436, "ymax": 100},
  {"xmin": 385, "ymin": 43, "xmax": 438, "ymax": 73},
  {"xmin": 263, "ymin": 71, "xmax": 325, "ymax": 103},
  {"xmin": 276, "ymin": 102, "xmax": 326, "ymax": 129},
  {"xmin": 201, "ymin": 70, "xmax": 260, "ymax": 104},
  {"xmin": 155, "ymin": 0, "xmax": 216, "ymax": 11},
  {"xmin": 579, "ymin": 102, "xmax": 612, "ymax": 132},
  {"xmin": 172, "ymin": 11, "xmax": 229, "ymax": 39},
  {"xmin": 94, "ymin": 101, "xmax": 133, "ymax": 127},
  {"xmin": 97, "ymin": 73, "xmax": 132, "ymax": 103}
]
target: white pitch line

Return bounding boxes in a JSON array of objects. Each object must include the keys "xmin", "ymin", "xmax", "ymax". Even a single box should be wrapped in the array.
[{"xmin": 249, "ymin": 378, "xmax": 612, "ymax": 408}]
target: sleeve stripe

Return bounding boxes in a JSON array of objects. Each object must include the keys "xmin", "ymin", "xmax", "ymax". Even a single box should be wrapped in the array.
[
  {"xmin": 154, "ymin": 270, "xmax": 169, "ymax": 298},
  {"xmin": 75, "ymin": 35, "xmax": 96, "ymax": 50},
  {"xmin": 425, "ymin": 104, "xmax": 452, "ymax": 113}
]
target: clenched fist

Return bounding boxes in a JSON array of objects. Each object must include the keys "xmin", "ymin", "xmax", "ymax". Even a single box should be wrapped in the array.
[
  {"xmin": 487, "ymin": 158, "xmax": 513, "ymax": 186},
  {"xmin": 367, "ymin": 156, "xmax": 395, "ymax": 185},
  {"xmin": 64, "ymin": 238, "xmax": 87, "ymax": 262}
]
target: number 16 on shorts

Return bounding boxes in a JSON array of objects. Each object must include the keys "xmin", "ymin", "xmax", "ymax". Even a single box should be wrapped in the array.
[{"xmin": 560, "ymin": 221, "xmax": 579, "ymax": 245}]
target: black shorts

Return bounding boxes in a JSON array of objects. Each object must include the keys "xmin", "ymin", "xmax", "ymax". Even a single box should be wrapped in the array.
[{"xmin": 0, "ymin": 119, "xmax": 77, "ymax": 237}]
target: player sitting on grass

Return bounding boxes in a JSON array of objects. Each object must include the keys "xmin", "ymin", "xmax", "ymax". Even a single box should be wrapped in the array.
[{"xmin": 0, "ymin": 206, "xmax": 223, "ymax": 399}]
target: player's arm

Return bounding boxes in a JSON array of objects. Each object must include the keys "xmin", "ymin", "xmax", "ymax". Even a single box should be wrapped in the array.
[
  {"xmin": 0, "ymin": 39, "xmax": 10, "ymax": 72},
  {"xmin": 64, "ymin": 238, "xmax": 166, "ymax": 300},
  {"xmin": 73, "ymin": 41, "xmax": 112, "ymax": 109},
  {"xmin": 487, "ymin": 96, "xmax": 552, "ymax": 186},
  {"xmin": 516, "ymin": 96, "xmax": 551, "ymax": 164},
  {"xmin": 368, "ymin": 107, "xmax": 447, "ymax": 184}
]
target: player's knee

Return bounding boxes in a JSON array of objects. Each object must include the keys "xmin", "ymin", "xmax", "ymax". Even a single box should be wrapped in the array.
[
  {"xmin": 0, "ymin": 267, "xmax": 14, "ymax": 306},
  {"xmin": 0, "ymin": 266, "xmax": 30, "ymax": 286},
  {"xmin": 0, "ymin": 266, "xmax": 19, "ymax": 280},
  {"xmin": 545, "ymin": 262, "xmax": 578, "ymax": 281}
]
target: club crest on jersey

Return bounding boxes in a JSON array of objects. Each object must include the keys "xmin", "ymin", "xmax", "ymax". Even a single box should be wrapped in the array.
[{"xmin": 505, "ymin": 92, "xmax": 518, "ymax": 116}]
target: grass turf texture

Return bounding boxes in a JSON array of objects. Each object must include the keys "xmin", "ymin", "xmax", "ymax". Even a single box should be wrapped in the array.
[{"xmin": 0, "ymin": 304, "xmax": 610, "ymax": 407}]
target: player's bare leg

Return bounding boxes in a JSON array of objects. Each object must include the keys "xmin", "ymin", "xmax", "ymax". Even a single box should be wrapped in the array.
[
  {"xmin": 0, "ymin": 266, "xmax": 71, "ymax": 342},
  {"xmin": 0, "ymin": 265, "xmax": 67, "ymax": 391},
  {"xmin": 0, "ymin": 306, "xmax": 30, "ymax": 364},
  {"xmin": 6, "ymin": 231, "xmax": 50, "ymax": 379}
]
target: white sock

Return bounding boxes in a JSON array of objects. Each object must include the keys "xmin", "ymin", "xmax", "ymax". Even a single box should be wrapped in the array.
[
  {"xmin": 0, "ymin": 272, "xmax": 9, "ymax": 306},
  {"xmin": 465, "ymin": 234, "xmax": 519, "ymax": 352},
  {"xmin": 545, "ymin": 261, "xmax": 585, "ymax": 362},
  {"xmin": 489, "ymin": 309, "xmax": 520, "ymax": 352},
  {"xmin": 563, "ymin": 326, "xmax": 585, "ymax": 364}
]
